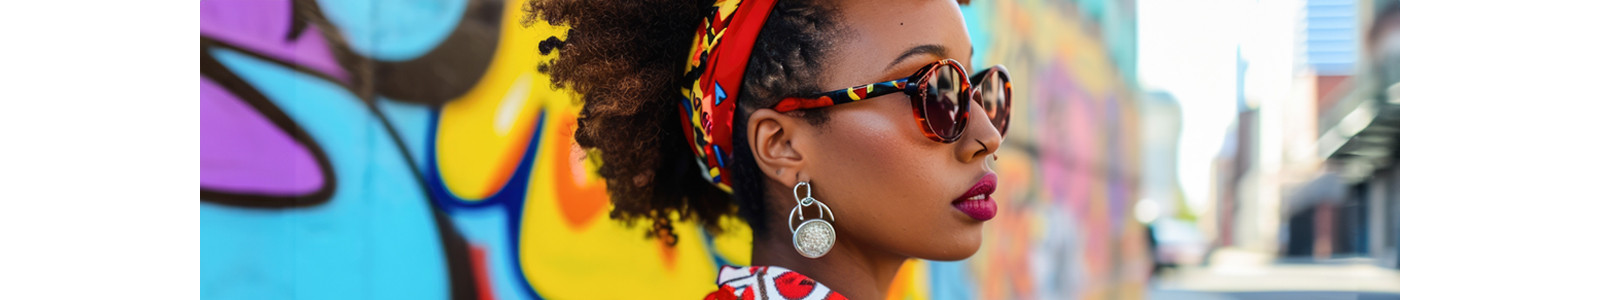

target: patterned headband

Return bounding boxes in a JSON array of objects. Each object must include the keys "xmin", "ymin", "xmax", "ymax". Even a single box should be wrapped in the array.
[{"xmin": 678, "ymin": 0, "xmax": 779, "ymax": 193}]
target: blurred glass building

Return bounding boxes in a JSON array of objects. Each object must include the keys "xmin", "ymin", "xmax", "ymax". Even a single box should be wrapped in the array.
[{"xmin": 1146, "ymin": 0, "xmax": 1399, "ymax": 297}]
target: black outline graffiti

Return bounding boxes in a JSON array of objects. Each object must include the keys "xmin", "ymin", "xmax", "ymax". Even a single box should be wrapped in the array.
[
  {"xmin": 199, "ymin": 42, "xmax": 338, "ymax": 208},
  {"xmin": 201, "ymin": 1, "xmax": 485, "ymax": 298},
  {"xmin": 287, "ymin": 0, "xmax": 503, "ymax": 105}
]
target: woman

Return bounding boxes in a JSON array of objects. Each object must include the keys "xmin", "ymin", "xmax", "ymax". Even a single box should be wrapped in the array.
[{"xmin": 525, "ymin": 0, "xmax": 1012, "ymax": 298}]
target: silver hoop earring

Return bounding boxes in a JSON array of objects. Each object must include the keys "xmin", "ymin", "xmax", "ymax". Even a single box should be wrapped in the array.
[{"xmin": 788, "ymin": 181, "xmax": 836, "ymax": 259}]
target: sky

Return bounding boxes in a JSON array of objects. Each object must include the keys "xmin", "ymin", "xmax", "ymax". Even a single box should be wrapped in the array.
[
  {"xmin": 1138, "ymin": 0, "xmax": 1248, "ymax": 216},
  {"xmin": 1137, "ymin": 0, "xmax": 1304, "ymax": 219}
]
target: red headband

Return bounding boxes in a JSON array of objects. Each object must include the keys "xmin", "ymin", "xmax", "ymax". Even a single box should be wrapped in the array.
[{"xmin": 679, "ymin": 0, "xmax": 778, "ymax": 193}]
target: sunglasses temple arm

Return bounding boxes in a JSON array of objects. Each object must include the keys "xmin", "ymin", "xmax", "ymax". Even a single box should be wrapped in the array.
[{"xmin": 771, "ymin": 77, "xmax": 913, "ymax": 112}]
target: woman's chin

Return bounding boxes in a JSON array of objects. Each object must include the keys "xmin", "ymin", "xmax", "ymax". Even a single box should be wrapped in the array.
[{"xmin": 916, "ymin": 230, "xmax": 984, "ymax": 261}]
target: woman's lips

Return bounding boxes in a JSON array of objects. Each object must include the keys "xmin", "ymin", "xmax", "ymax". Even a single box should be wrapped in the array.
[{"xmin": 952, "ymin": 172, "xmax": 998, "ymax": 221}]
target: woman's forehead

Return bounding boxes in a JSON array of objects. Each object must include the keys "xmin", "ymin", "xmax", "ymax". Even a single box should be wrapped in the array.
[{"xmin": 825, "ymin": 0, "xmax": 973, "ymax": 87}]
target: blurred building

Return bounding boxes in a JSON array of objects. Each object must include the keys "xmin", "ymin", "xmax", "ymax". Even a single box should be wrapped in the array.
[
  {"xmin": 1140, "ymin": 90, "xmax": 1207, "ymax": 271},
  {"xmin": 1211, "ymin": 0, "xmax": 1400, "ymax": 268},
  {"xmin": 1288, "ymin": 0, "xmax": 1400, "ymax": 267},
  {"xmin": 1121, "ymin": 0, "xmax": 1402, "ymax": 297}
]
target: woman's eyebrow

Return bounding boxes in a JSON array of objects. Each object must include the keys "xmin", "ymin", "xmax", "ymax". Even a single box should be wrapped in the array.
[{"xmin": 885, "ymin": 44, "xmax": 948, "ymax": 72}]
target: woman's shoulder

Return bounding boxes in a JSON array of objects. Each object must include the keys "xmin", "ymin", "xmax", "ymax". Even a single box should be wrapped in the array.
[{"xmin": 705, "ymin": 265, "xmax": 847, "ymax": 300}]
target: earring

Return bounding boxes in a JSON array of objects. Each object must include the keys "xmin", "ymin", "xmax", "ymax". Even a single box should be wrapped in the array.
[{"xmin": 789, "ymin": 181, "xmax": 836, "ymax": 259}]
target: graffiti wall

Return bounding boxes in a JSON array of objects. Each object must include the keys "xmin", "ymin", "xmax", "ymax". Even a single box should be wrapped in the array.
[
  {"xmin": 948, "ymin": 0, "xmax": 1149, "ymax": 299},
  {"xmin": 200, "ymin": 0, "xmax": 1144, "ymax": 299}
]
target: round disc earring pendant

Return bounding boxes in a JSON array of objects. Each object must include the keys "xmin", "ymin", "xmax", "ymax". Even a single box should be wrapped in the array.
[
  {"xmin": 789, "ymin": 181, "xmax": 837, "ymax": 258},
  {"xmin": 792, "ymin": 219, "xmax": 836, "ymax": 258}
]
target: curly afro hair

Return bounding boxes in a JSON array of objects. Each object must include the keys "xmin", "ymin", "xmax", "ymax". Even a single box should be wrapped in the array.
[{"xmin": 523, "ymin": 0, "xmax": 845, "ymax": 243}]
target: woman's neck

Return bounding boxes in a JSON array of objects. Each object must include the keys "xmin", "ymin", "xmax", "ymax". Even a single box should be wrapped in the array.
[{"xmin": 750, "ymin": 232, "xmax": 906, "ymax": 300}]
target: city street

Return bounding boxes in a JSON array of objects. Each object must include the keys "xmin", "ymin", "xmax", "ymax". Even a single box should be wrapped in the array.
[{"xmin": 1148, "ymin": 248, "xmax": 1399, "ymax": 299}]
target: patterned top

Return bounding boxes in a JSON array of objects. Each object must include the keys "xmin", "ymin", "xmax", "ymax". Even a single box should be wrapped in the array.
[{"xmin": 704, "ymin": 265, "xmax": 847, "ymax": 300}]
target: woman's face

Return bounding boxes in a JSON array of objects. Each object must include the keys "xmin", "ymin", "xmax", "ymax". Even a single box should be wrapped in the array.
[{"xmin": 792, "ymin": 0, "xmax": 1004, "ymax": 261}]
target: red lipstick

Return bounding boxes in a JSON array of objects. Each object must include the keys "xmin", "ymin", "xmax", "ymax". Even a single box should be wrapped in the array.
[{"xmin": 952, "ymin": 172, "xmax": 998, "ymax": 221}]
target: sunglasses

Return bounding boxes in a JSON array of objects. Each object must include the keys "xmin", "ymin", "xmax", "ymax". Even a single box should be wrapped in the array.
[{"xmin": 771, "ymin": 59, "xmax": 1012, "ymax": 143}]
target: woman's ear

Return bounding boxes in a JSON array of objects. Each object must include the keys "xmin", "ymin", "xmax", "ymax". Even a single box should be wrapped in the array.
[{"xmin": 746, "ymin": 108, "xmax": 808, "ymax": 188}]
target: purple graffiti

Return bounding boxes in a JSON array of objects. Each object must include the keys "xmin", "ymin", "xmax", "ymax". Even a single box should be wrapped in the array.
[
  {"xmin": 200, "ymin": 77, "xmax": 324, "ymax": 195},
  {"xmin": 200, "ymin": 0, "xmax": 347, "ymax": 81}
]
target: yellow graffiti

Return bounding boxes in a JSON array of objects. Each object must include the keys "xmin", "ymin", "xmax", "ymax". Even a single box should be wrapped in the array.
[
  {"xmin": 885, "ymin": 259, "xmax": 931, "ymax": 300},
  {"xmin": 514, "ymin": 61, "xmax": 724, "ymax": 298},
  {"xmin": 422, "ymin": 0, "xmax": 756, "ymax": 298},
  {"xmin": 433, "ymin": 0, "xmax": 556, "ymax": 201},
  {"xmin": 986, "ymin": 0, "xmax": 1125, "ymax": 102}
]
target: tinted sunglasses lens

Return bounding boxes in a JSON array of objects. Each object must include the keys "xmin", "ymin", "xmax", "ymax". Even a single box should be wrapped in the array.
[
  {"xmin": 975, "ymin": 69, "xmax": 1010, "ymax": 136},
  {"xmin": 921, "ymin": 64, "xmax": 967, "ymax": 140}
]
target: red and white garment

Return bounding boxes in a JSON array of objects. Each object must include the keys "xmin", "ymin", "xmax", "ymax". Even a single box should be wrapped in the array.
[{"xmin": 704, "ymin": 265, "xmax": 847, "ymax": 300}]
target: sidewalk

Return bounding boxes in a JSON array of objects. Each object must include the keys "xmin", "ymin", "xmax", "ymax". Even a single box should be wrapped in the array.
[{"xmin": 1147, "ymin": 247, "xmax": 1399, "ymax": 299}]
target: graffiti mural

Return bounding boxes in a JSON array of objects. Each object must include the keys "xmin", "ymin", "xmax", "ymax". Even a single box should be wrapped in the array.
[
  {"xmin": 936, "ymin": 0, "xmax": 1150, "ymax": 299},
  {"xmin": 200, "ymin": 0, "xmax": 1144, "ymax": 299}
]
